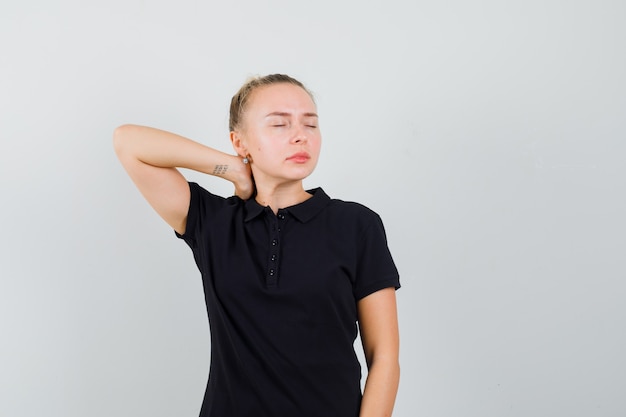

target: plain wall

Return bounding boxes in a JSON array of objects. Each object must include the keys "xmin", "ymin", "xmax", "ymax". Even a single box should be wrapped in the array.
[{"xmin": 1, "ymin": 1, "xmax": 625, "ymax": 416}]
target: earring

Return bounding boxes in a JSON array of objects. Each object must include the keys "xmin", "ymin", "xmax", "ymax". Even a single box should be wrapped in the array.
[{"xmin": 242, "ymin": 157, "xmax": 249, "ymax": 164}]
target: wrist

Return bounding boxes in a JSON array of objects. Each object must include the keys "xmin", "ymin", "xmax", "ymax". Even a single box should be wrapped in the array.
[{"xmin": 210, "ymin": 154, "xmax": 253, "ymax": 199}]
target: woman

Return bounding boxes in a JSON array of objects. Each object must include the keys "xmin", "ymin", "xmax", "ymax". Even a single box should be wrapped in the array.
[{"xmin": 114, "ymin": 74, "xmax": 400, "ymax": 417}]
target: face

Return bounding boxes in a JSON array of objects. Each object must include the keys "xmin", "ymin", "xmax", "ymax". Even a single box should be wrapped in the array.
[{"xmin": 232, "ymin": 83, "xmax": 322, "ymax": 185}]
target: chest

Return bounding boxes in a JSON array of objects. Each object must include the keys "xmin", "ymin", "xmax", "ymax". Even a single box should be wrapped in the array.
[{"xmin": 201, "ymin": 212, "xmax": 358, "ymax": 320}]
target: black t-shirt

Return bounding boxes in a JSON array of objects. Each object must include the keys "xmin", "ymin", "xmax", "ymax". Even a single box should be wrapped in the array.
[{"xmin": 176, "ymin": 182, "xmax": 400, "ymax": 417}]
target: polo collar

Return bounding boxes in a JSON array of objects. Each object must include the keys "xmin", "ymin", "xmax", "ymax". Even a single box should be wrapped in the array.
[{"xmin": 244, "ymin": 188, "xmax": 331, "ymax": 223}]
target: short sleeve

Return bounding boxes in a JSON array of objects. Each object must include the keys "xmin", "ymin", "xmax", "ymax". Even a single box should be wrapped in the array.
[
  {"xmin": 174, "ymin": 182, "xmax": 227, "ymax": 249},
  {"xmin": 353, "ymin": 214, "xmax": 401, "ymax": 300}
]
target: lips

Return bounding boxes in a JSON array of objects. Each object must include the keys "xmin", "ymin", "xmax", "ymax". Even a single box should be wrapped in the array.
[{"xmin": 286, "ymin": 152, "xmax": 310, "ymax": 163}]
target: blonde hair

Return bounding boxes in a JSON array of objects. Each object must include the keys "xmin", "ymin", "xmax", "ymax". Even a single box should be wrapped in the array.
[{"xmin": 229, "ymin": 74, "xmax": 313, "ymax": 131}]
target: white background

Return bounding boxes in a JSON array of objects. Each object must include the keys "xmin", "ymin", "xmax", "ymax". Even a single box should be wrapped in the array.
[{"xmin": 1, "ymin": 1, "xmax": 625, "ymax": 416}]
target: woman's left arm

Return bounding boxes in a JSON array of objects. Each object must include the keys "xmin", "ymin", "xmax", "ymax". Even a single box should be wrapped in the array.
[{"xmin": 358, "ymin": 287, "xmax": 400, "ymax": 417}]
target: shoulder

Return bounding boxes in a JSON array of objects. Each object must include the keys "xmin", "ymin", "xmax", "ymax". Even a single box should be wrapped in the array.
[
  {"xmin": 178, "ymin": 182, "xmax": 248, "ymax": 243},
  {"xmin": 189, "ymin": 182, "xmax": 243, "ymax": 207},
  {"xmin": 319, "ymin": 188, "xmax": 380, "ymax": 217},
  {"xmin": 329, "ymin": 197, "xmax": 377, "ymax": 215},
  {"xmin": 315, "ymin": 189, "xmax": 385, "ymax": 232},
  {"xmin": 186, "ymin": 182, "xmax": 245, "ymax": 229}
]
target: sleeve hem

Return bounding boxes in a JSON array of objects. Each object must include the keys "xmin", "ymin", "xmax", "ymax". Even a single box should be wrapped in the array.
[
  {"xmin": 174, "ymin": 181, "xmax": 195, "ymax": 244},
  {"xmin": 354, "ymin": 276, "xmax": 401, "ymax": 301}
]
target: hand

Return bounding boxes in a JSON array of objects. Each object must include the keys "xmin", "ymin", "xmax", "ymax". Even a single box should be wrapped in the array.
[{"xmin": 231, "ymin": 156, "xmax": 255, "ymax": 200}]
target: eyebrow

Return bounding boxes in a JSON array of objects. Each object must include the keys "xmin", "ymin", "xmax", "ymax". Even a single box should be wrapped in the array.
[{"xmin": 265, "ymin": 111, "xmax": 318, "ymax": 118}]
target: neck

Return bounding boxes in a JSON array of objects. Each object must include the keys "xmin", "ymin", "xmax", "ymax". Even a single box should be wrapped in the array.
[{"xmin": 254, "ymin": 181, "xmax": 311, "ymax": 214}]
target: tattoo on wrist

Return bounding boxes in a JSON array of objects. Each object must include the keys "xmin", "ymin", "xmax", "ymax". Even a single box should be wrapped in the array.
[{"xmin": 213, "ymin": 165, "xmax": 228, "ymax": 175}]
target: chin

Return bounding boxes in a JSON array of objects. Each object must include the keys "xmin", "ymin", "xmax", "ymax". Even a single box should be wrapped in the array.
[
  {"xmin": 290, "ymin": 167, "xmax": 316, "ymax": 180},
  {"xmin": 256, "ymin": 164, "xmax": 317, "ymax": 183}
]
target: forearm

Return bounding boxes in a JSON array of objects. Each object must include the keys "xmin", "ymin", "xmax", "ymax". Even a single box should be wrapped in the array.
[
  {"xmin": 359, "ymin": 358, "xmax": 400, "ymax": 417},
  {"xmin": 113, "ymin": 124, "xmax": 239, "ymax": 181}
]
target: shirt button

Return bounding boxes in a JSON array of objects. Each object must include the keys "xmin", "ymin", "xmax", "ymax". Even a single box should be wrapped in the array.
[
  {"xmin": 272, "ymin": 239, "xmax": 278, "ymax": 246},
  {"xmin": 269, "ymin": 269, "xmax": 275, "ymax": 276},
  {"xmin": 271, "ymin": 254, "xmax": 277, "ymax": 261},
  {"xmin": 279, "ymin": 214, "xmax": 285, "ymax": 220}
]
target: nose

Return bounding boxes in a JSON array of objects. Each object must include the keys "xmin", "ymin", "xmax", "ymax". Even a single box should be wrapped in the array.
[{"xmin": 291, "ymin": 124, "xmax": 308, "ymax": 143}]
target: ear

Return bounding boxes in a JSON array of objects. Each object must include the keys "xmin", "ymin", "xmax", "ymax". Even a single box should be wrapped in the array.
[{"xmin": 230, "ymin": 130, "xmax": 247, "ymax": 157}]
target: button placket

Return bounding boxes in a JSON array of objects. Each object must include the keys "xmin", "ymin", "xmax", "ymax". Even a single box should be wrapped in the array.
[
  {"xmin": 266, "ymin": 214, "xmax": 278, "ymax": 287},
  {"xmin": 266, "ymin": 210, "xmax": 287, "ymax": 287}
]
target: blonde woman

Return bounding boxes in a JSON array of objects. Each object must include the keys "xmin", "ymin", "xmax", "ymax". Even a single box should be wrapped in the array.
[{"xmin": 114, "ymin": 74, "xmax": 400, "ymax": 417}]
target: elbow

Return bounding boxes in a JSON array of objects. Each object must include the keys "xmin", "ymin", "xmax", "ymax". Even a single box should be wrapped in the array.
[
  {"xmin": 367, "ymin": 356, "xmax": 400, "ymax": 388},
  {"xmin": 366, "ymin": 351, "xmax": 400, "ymax": 373},
  {"xmin": 112, "ymin": 124, "xmax": 136, "ymax": 155},
  {"xmin": 381, "ymin": 357, "xmax": 400, "ymax": 376}
]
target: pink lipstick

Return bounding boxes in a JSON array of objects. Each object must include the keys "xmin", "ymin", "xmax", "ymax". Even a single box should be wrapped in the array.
[{"xmin": 287, "ymin": 152, "xmax": 310, "ymax": 163}]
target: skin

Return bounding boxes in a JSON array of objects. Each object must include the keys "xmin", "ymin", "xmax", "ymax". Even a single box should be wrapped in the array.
[
  {"xmin": 358, "ymin": 287, "xmax": 401, "ymax": 417},
  {"xmin": 113, "ymin": 82, "xmax": 400, "ymax": 416},
  {"xmin": 230, "ymin": 83, "xmax": 322, "ymax": 212}
]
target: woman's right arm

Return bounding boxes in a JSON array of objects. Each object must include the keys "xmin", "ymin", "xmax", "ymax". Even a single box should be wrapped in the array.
[{"xmin": 113, "ymin": 124, "xmax": 252, "ymax": 235}]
